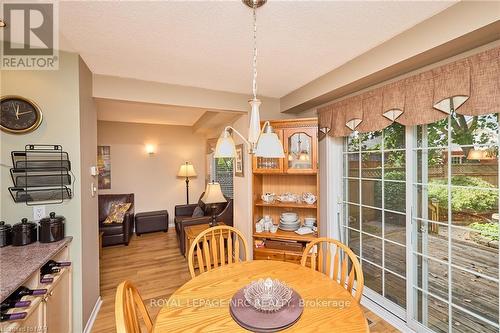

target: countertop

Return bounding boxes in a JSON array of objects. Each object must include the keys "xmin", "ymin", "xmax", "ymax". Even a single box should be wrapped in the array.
[{"xmin": 0, "ymin": 237, "xmax": 72, "ymax": 302}]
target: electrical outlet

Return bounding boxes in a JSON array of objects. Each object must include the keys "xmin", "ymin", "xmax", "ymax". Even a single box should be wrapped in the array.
[{"xmin": 33, "ymin": 205, "xmax": 46, "ymax": 221}]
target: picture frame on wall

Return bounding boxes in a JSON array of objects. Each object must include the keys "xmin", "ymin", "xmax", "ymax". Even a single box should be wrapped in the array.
[
  {"xmin": 235, "ymin": 144, "xmax": 244, "ymax": 177},
  {"xmin": 97, "ymin": 145, "xmax": 111, "ymax": 189}
]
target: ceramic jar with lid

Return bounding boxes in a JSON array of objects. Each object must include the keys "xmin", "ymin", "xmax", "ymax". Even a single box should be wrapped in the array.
[
  {"xmin": 12, "ymin": 218, "xmax": 38, "ymax": 246},
  {"xmin": 0, "ymin": 221, "xmax": 12, "ymax": 247},
  {"xmin": 39, "ymin": 212, "xmax": 65, "ymax": 243}
]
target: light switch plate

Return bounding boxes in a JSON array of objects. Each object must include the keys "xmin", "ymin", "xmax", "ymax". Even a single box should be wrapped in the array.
[
  {"xmin": 90, "ymin": 166, "xmax": 98, "ymax": 176},
  {"xmin": 33, "ymin": 205, "xmax": 46, "ymax": 221}
]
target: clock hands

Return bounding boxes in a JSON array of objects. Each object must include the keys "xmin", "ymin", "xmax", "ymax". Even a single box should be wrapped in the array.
[
  {"xmin": 17, "ymin": 111, "xmax": 33, "ymax": 116},
  {"xmin": 10, "ymin": 102, "xmax": 20, "ymax": 119},
  {"xmin": 15, "ymin": 104, "xmax": 20, "ymax": 120}
]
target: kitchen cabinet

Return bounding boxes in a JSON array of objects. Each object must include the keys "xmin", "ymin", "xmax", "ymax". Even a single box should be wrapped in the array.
[
  {"xmin": 0, "ymin": 245, "xmax": 72, "ymax": 333},
  {"xmin": 45, "ymin": 267, "xmax": 71, "ymax": 332}
]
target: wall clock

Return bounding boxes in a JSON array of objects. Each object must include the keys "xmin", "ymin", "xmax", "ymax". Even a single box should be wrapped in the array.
[{"xmin": 0, "ymin": 96, "xmax": 43, "ymax": 134}]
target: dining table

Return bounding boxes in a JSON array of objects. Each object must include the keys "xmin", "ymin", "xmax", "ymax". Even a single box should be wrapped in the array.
[{"xmin": 153, "ymin": 260, "xmax": 369, "ymax": 332}]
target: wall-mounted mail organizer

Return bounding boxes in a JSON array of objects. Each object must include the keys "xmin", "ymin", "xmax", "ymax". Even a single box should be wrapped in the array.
[{"xmin": 8, "ymin": 145, "xmax": 73, "ymax": 205}]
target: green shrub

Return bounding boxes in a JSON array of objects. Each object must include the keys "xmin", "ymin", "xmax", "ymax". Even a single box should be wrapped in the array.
[
  {"xmin": 469, "ymin": 222, "xmax": 499, "ymax": 241},
  {"xmin": 428, "ymin": 176, "xmax": 498, "ymax": 212},
  {"xmin": 374, "ymin": 170, "xmax": 406, "ymax": 212}
]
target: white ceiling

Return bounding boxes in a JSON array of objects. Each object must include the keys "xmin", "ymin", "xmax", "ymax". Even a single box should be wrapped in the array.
[
  {"xmin": 95, "ymin": 99, "xmax": 207, "ymax": 126},
  {"xmin": 60, "ymin": 1, "xmax": 455, "ymax": 98}
]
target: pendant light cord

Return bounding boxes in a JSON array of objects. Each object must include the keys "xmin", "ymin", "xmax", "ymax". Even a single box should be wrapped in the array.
[{"xmin": 252, "ymin": 2, "xmax": 258, "ymax": 101}]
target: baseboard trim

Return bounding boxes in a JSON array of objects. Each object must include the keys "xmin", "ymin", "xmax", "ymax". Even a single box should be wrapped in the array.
[{"xmin": 83, "ymin": 296, "xmax": 102, "ymax": 333}]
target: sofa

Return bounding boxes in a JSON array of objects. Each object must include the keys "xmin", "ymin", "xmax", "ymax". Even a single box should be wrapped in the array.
[
  {"xmin": 98, "ymin": 193, "xmax": 134, "ymax": 247},
  {"xmin": 174, "ymin": 192, "xmax": 233, "ymax": 255}
]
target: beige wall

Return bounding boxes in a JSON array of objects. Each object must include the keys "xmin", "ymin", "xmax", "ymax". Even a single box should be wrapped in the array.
[
  {"xmin": 0, "ymin": 51, "xmax": 95, "ymax": 332},
  {"xmin": 97, "ymin": 121, "xmax": 207, "ymax": 218},
  {"xmin": 78, "ymin": 57, "xmax": 100, "ymax": 326}
]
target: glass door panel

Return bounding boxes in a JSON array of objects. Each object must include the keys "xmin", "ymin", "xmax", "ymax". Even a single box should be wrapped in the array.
[
  {"xmin": 284, "ymin": 128, "xmax": 317, "ymax": 173},
  {"xmin": 342, "ymin": 123, "xmax": 407, "ymax": 316},
  {"xmin": 412, "ymin": 113, "xmax": 500, "ymax": 333}
]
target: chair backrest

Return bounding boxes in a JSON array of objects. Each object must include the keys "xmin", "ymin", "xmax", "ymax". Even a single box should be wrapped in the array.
[
  {"xmin": 115, "ymin": 280, "xmax": 153, "ymax": 333},
  {"xmin": 300, "ymin": 237, "xmax": 364, "ymax": 302},
  {"xmin": 187, "ymin": 225, "xmax": 249, "ymax": 279},
  {"xmin": 99, "ymin": 193, "xmax": 134, "ymax": 220}
]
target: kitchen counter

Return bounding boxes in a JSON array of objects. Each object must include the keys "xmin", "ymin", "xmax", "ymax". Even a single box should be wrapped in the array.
[{"xmin": 0, "ymin": 237, "xmax": 72, "ymax": 302}]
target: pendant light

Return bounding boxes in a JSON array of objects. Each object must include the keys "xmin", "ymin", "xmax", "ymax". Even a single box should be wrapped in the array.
[{"xmin": 214, "ymin": 0, "xmax": 284, "ymax": 159}]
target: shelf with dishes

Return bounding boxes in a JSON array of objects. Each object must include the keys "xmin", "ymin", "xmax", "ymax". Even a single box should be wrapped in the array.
[{"xmin": 254, "ymin": 200, "xmax": 317, "ymax": 209}]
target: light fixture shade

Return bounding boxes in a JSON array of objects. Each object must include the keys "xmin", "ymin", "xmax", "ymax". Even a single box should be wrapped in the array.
[
  {"xmin": 214, "ymin": 130, "xmax": 237, "ymax": 158},
  {"xmin": 177, "ymin": 162, "xmax": 197, "ymax": 177},
  {"xmin": 201, "ymin": 182, "xmax": 227, "ymax": 204},
  {"xmin": 255, "ymin": 131, "xmax": 285, "ymax": 158},
  {"xmin": 248, "ymin": 99, "xmax": 262, "ymax": 147}
]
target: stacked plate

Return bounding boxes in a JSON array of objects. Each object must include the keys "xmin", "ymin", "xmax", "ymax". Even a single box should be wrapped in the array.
[{"xmin": 279, "ymin": 212, "xmax": 300, "ymax": 231}]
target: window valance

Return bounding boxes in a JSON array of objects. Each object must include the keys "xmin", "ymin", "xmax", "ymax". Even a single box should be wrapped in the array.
[{"xmin": 318, "ymin": 47, "xmax": 499, "ymax": 137}]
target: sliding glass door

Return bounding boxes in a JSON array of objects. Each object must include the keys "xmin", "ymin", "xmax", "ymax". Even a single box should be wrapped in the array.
[
  {"xmin": 412, "ymin": 114, "xmax": 499, "ymax": 332},
  {"xmin": 342, "ymin": 113, "xmax": 500, "ymax": 332}
]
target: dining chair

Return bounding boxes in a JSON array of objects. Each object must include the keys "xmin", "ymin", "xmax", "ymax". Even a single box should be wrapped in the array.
[
  {"xmin": 301, "ymin": 237, "xmax": 364, "ymax": 302},
  {"xmin": 115, "ymin": 280, "xmax": 153, "ymax": 333},
  {"xmin": 187, "ymin": 225, "xmax": 249, "ymax": 278}
]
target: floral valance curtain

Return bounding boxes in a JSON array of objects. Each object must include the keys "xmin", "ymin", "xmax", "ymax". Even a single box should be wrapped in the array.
[{"xmin": 318, "ymin": 47, "xmax": 499, "ymax": 137}]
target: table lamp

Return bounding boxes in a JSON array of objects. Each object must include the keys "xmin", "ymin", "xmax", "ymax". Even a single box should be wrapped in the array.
[
  {"xmin": 201, "ymin": 182, "xmax": 227, "ymax": 227},
  {"xmin": 177, "ymin": 162, "xmax": 197, "ymax": 204}
]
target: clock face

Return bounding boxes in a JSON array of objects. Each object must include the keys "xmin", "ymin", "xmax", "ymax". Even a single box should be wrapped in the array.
[{"xmin": 0, "ymin": 96, "xmax": 43, "ymax": 134}]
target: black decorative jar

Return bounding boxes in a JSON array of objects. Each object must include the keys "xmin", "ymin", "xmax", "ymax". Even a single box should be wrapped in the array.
[{"xmin": 39, "ymin": 212, "xmax": 65, "ymax": 243}]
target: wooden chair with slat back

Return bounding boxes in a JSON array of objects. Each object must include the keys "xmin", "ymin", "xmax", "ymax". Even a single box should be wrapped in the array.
[
  {"xmin": 300, "ymin": 237, "xmax": 364, "ymax": 303},
  {"xmin": 115, "ymin": 280, "xmax": 153, "ymax": 333},
  {"xmin": 187, "ymin": 225, "xmax": 250, "ymax": 279}
]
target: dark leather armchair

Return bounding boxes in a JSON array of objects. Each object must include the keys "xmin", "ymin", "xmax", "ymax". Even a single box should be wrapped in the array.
[
  {"xmin": 175, "ymin": 192, "xmax": 233, "ymax": 255},
  {"xmin": 99, "ymin": 194, "xmax": 134, "ymax": 247}
]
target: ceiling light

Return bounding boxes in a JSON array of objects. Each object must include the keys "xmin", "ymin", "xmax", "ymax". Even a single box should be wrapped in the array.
[{"xmin": 214, "ymin": 0, "xmax": 284, "ymax": 159}]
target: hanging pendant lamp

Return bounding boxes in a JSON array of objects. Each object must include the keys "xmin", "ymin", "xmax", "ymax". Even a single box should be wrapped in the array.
[{"xmin": 214, "ymin": 0, "xmax": 284, "ymax": 159}]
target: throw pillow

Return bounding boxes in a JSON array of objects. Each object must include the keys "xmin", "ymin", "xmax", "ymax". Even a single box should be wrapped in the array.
[
  {"xmin": 103, "ymin": 202, "xmax": 132, "ymax": 224},
  {"xmin": 192, "ymin": 206, "xmax": 205, "ymax": 217}
]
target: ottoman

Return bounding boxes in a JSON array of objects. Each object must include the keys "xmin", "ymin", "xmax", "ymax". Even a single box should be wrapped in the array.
[{"xmin": 135, "ymin": 210, "xmax": 169, "ymax": 236}]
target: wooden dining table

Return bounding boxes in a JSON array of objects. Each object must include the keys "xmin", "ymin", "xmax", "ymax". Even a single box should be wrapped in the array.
[{"xmin": 153, "ymin": 260, "xmax": 369, "ymax": 332}]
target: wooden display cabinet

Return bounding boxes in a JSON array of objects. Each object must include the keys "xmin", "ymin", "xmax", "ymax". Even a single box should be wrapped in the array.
[{"xmin": 252, "ymin": 118, "xmax": 319, "ymax": 263}]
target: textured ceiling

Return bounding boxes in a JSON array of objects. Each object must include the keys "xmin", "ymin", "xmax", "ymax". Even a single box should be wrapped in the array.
[{"xmin": 60, "ymin": 1, "xmax": 455, "ymax": 98}]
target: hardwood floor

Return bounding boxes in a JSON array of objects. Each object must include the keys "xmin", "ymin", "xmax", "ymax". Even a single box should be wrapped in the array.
[{"xmin": 92, "ymin": 231, "xmax": 399, "ymax": 332}]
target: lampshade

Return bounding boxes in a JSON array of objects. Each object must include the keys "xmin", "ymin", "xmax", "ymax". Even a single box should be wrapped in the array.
[
  {"xmin": 177, "ymin": 162, "xmax": 197, "ymax": 177},
  {"xmin": 255, "ymin": 123, "xmax": 285, "ymax": 158},
  {"xmin": 214, "ymin": 129, "xmax": 237, "ymax": 158},
  {"xmin": 201, "ymin": 182, "xmax": 227, "ymax": 204}
]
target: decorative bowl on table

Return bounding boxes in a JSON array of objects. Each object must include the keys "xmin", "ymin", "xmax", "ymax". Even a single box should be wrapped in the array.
[
  {"xmin": 243, "ymin": 278, "xmax": 293, "ymax": 312},
  {"xmin": 230, "ymin": 278, "xmax": 304, "ymax": 332}
]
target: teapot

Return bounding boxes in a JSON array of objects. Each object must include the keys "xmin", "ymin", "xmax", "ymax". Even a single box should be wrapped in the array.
[
  {"xmin": 261, "ymin": 192, "xmax": 275, "ymax": 203},
  {"xmin": 302, "ymin": 192, "xmax": 317, "ymax": 205}
]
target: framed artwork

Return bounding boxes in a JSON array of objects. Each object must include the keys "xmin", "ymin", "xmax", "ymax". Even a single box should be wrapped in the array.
[
  {"xmin": 235, "ymin": 144, "xmax": 244, "ymax": 177},
  {"xmin": 97, "ymin": 145, "xmax": 111, "ymax": 189}
]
